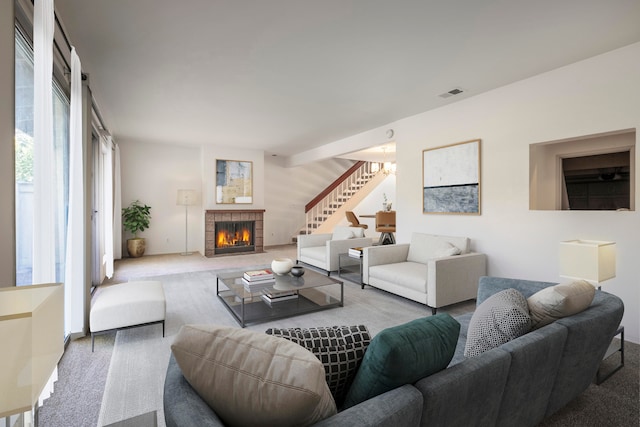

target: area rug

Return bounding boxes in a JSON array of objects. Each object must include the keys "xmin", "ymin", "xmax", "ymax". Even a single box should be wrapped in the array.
[{"xmin": 96, "ymin": 267, "xmax": 466, "ymax": 426}]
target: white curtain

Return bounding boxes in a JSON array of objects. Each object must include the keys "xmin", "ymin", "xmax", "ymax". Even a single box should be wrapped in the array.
[
  {"xmin": 103, "ymin": 136, "xmax": 114, "ymax": 278},
  {"xmin": 32, "ymin": 0, "xmax": 56, "ymax": 284},
  {"xmin": 33, "ymin": 0, "xmax": 58, "ymax": 408},
  {"xmin": 113, "ymin": 144, "xmax": 122, "ymax": 259},
  {"xmin": 65, "ymin": 47, "xmax": 85, "ymax": 334}
]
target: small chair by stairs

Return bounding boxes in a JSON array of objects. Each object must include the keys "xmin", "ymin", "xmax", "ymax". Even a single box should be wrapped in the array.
[{"xmin": 346, "ymin": 211, "xmax": 368, "ymax": 230}]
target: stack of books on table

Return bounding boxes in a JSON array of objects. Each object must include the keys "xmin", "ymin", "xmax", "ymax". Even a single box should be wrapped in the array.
[
  {"xmin": 261, "ymin": 289, "xmax": 298, "ymax": 306},
  {"xmin": 242, "ymin": 269, "xmax": 275, "ymax": 291},
  {"xmin": 348, "ymin": 247, "xmax": 363, "ymax": 258}
]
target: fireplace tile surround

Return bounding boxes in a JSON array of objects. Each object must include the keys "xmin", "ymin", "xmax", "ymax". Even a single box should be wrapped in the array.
[{"xmin": 205, "ymin": 209, "xmax": 265, "ymax": 257}]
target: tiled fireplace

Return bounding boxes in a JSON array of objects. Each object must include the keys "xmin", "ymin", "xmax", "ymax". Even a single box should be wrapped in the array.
[{"xmin": 205, "ymin": 210, "xmax": 264, "ymax": 257}]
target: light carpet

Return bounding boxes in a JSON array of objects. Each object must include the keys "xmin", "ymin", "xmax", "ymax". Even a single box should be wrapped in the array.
[{"xmin": 97, "ymin": 267, "xmax": 472, "ymax": 426}]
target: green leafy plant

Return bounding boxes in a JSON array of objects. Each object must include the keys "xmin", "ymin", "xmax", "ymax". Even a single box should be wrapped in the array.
[{"xmin": 122, "ymin": 200, "xmax": 151, "ymax": 238}]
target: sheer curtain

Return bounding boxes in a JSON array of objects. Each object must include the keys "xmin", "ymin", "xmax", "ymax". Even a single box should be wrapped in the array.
[
  {"xmin": 32, "ymin": 0, "xmax": 56, "ymax": 284},
  {"xmin": 32, "ymin": 0, "xmax": 58, "ymax": 407},
  {"xmin": 113, "ymin": 144, "xmax": 122, "ymax": 259},
  {"xmin": 65, "ymin": 47, "xmax": 85, "ymax": 334},
  {"xmin": 103, "ymin": 135, "xmax": 114, "ymax": 278}
]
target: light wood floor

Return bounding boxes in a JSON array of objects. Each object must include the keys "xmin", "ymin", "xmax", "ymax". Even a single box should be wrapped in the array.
[{"xmin": 103, "ymin": 244, "xmax": 298, "ymax": 284}]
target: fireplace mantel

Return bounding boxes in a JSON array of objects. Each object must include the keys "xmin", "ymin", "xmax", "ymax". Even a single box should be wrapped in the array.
[{"xmin": 205, "ymin": 209, "xmax": 265, "ymax": 257}]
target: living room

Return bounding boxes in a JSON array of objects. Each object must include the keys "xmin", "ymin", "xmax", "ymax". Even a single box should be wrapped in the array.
[
  {"xmin": 118, "ymin": 44, "xmax": 640, "ymax": 345},
  {"xmin": 1, "ymin": 1, "xmax": 639, "ymax": 426}
]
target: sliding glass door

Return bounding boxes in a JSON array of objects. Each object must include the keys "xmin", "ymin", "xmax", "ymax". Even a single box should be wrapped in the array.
[{"xmin": 15, "ymin": 29, "xmax": 71, "ymax": 335}]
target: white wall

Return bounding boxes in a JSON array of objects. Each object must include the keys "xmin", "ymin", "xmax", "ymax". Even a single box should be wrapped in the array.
[
  {"xmin": 388, "ymin": 42, "xmax": 639, "ymax": 343},
  {"xmin": 119, "ymin": 140, "xmax": 202, "ymax": 256}
]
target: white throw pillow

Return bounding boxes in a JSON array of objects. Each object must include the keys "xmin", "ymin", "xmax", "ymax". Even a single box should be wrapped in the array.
[
  {"xmin": 171, "ymin": 324, "xmax": 337, "ymax": 427},
  {"xmin": 350, "ymin": 227, "xmax": 365, "ymax": 238},
  {"xmin": 407, "ymin": 234, "xmax": 460, "ymax": 264},
  {"xmin": 332, "ymin": 227, "xmax": 356, "ymax": 240},
  {"xmin": 527, "ymin": 280, "xmax": 595, "ymax": 329},
  {"xmin": 433, "ymin": 243, "xmax": 462, "ymax": 258}
]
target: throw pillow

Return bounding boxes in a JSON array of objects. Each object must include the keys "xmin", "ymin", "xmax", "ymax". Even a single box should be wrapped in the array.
[
  {"xmin": 464, "ymin": 288, "xmax": 531, "ymax": 358},
  {"xmin": 527, "ymin": 280, "xmax": 595, "ymax": 329},
  {"xmin": 332, "ymin": 227, "xmax": 355, "ymax": 240},
  {"xmin": 406, "ymin": 234, "xmax": 462, "ymax": 264},
  {"xmin": 266, "ymin": 325, "xmax": 371, "ymax": 407},
  {"xmin": 171, "ymin": 324, "xmax": 336, "ymax": 427},
  {"xmin": 342, "ymin": 314, "xmax": 460, "ymax": 409},
  {"xmin": 433, "ymin": 243, "xmax": 462, "ymax": 258}
]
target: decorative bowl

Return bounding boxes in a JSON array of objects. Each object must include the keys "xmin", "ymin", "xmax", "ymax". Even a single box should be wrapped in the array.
[
  {"xmin": 271, "ymin": 258, "xmax": 293, "ymax": 275},
  {"xmin": 290, "ymin": 265, "xmax": 305, "ymax": 277}
]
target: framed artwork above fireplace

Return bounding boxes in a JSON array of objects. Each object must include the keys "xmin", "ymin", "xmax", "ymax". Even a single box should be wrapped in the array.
[{"xmin": 216, "ymin": 159, "xmax": 253, "ymax": 204}]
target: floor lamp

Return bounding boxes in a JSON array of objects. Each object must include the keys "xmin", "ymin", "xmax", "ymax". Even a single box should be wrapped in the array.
[{"xmin": 177, "ymin": 189, "xmax": 198, "ymax": 256}]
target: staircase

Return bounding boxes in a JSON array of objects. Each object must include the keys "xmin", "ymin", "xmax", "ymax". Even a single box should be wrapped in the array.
[{"xmin": 298, "ymin": 161, "xmax": 383, "ymax": 238}]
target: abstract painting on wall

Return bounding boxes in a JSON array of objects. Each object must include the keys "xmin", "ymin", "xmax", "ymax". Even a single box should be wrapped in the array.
[
  {"xmin": 216, "ymin": 159, "xmax": 253, "ymax": 204},
  {"xmin": 423, "ymin": 139, "xmax": 481, "ymax": 214}
]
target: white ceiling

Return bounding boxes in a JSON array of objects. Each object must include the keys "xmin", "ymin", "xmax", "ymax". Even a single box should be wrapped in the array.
[{"xmin": 55, "ymin": 0, "xmax": 640, "ymax": 160}]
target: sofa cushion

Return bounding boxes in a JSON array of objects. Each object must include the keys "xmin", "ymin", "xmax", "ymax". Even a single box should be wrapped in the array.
[
  {"xmin": 266, "ymin": 325, "xmax": 371, "ymax": 407},
  {"xmin": 171, "ymin": 324, "xmax": 336, "ymax": 427},
  {"xmin": 343, "ymin": 314, "xmax": 460, "ymax": 409},
  {"xmin": 464, "ymin": 288, "xmax": 531, "ymax": 358},
  {"xmin": 300, "ymin": 245, "xmax": 326, "ymax": 262},
  {"xmin": 406, "ymin": 233, "xmax": 467, "ymax": 264},
  {"xmin": 527, "ymin": 280, "xmax": 595, "ymax": 329},
  {"xmin": 369, "ymin": 261, "xmax": 428, "ymax": 292}
]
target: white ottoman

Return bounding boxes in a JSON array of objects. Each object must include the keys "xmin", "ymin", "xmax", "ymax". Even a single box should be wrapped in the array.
[{"xmin": 90, "ymin": 280, "xmax": 166, "ymax": 351}]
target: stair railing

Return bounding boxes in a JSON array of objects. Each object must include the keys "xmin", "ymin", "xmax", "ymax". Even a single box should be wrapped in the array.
[{"xmin": 304, "ymin": 161, "xmax": 379, "ymax": 235}]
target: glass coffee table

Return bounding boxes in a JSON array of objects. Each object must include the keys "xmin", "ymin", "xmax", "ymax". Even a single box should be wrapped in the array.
[{"xmin": 216, "ymin": 267, "xmax": 343, "ymax": 327}]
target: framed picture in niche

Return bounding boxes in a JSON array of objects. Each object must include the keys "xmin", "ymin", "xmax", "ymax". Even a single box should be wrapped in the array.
[
  {"xmin": 422, "ymin": 139, "xmax": 481, "ymax": 214},
  {"xmin": 216, "ymin": 159, "xmax": 253, "ymax": 204}
]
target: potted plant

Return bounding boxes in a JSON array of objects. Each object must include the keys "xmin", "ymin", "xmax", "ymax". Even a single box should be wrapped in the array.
[{"xmin": 122, "ymin": 200, "xmax": 151, "ymax": 258}]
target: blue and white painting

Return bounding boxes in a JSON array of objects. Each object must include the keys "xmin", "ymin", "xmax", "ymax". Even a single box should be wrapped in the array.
[{"xmin": 423, "ymin": 139, "xmax": 481, "ymax": 214}]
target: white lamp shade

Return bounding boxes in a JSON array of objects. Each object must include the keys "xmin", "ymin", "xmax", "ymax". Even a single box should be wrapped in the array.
[
  {"xmin": 0, "ymin": 283, "xmax": 64, "ymax": 417},
  {"xmin": 559, "ymin": 240, "xmax": 616, "ymax": 284},
  {"xmin": 177, "ymin": 189, "xmax": 199, "ymax": 206}
]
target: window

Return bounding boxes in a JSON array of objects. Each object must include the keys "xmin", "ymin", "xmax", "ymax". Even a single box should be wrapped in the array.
[
  {"xmin": 529, "ymin": 130, "xmax": 636, "ymax": 211},
  {"xmin": 15, "ymin": 29, "xmax": 70, "ymax": 287},
  {"xmin": 563, "ymin": 152, "xmax": 630, "ymax": 210}
]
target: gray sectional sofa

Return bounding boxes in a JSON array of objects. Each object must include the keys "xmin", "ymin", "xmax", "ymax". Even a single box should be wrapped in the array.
[{"xmin": 163, "ymin": 276, "xmax": 624, "ymax": 427}]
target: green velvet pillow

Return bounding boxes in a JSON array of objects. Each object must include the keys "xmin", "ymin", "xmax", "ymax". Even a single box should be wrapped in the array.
[{"xmin": 342, "ymin": 314, "xmax": 460, "ymax": 409}]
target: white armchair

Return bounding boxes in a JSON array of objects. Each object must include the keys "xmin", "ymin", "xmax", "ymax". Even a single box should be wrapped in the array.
[
  {"xmin": 297, "ymin": 226, "xmax": 373, "ymax": 275},
  {"xmin": 362, "ymin": 232, "xmax": 486, "ymax": 314}
]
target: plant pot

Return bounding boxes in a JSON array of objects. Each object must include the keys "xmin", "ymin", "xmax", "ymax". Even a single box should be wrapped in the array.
[{"xmin": 127, "ymin": 238, "xmax": 146, "ymax": 258}]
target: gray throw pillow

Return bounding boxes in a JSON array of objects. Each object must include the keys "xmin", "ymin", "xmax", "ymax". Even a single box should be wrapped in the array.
[{"xmin": 464, "ymin": 288, "xmax": 531, "ymax": 358}]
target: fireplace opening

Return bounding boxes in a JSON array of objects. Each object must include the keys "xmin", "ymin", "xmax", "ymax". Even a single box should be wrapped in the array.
[{"xmin": 215, "ymin": 220, "xmax": 255, "ymax": 254}]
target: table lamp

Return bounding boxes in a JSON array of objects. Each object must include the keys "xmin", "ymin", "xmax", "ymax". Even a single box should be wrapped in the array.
[
  {"xmin": 0, "ymin": 283, "xmax": 64, "ymax": 421},
  {"xmin": 559, "ymin": 240, "xmax": 616, "ymax": 289}
]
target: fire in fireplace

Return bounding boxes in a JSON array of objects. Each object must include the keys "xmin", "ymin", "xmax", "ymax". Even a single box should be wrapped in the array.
[{"xmin": 215, "ymin": 220, "xmax": 255, "ymax": 254}]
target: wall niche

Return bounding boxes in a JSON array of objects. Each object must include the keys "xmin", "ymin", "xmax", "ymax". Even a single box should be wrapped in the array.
[{"xmin": 529, "ymin": 129, "xmax": 636, "ymax": 211}]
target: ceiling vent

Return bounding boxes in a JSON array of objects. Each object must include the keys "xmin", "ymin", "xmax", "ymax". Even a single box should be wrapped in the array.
[{"xmin": 439, "ymin": 87, "xmax": 465, "ymax": 98}]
